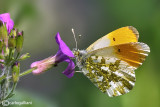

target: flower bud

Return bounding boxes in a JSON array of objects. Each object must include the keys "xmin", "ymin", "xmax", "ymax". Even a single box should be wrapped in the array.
[
  {"xmin": 12, "ymin": 62, "xmax": 20, "ymax": 83},
  {"xmin": 0, "ymin": 39, "xmax": 3, "ymax": 52},
  {"xmin": 16, "ymin": 31, "xmax": 23, "ymax": 52},
  {"xmin": 0, "ymin": 40, "xmax": 4, "ymax": 59},
  {"xmin": 8, "ymin": 35, "xmax": 16, "ymax": 49},
  {"xmin": 0, "ymin": 20, "xmax": 8, "ymax": 45},
  {"xmin": 9, "ymin": 28, "xmax": 17, "ymax": 37},
  {"xmin": 19, "ymin": 53, "xmax": 30, "ymax": 61},
  {"xmin": 12, "ymin": 28, "xmax": 17, "ymax": 37},
  {"xmin": 3, "ymin": 45, "xmax": 9, "ymax": 56}
]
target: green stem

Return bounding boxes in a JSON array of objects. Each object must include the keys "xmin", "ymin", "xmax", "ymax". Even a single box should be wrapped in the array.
[
  {"xmin": 4, "ymin": 68, "xmax": 36, "ymax": 81},
  {"xmin": 19, "ymin": 68, "xmax": 36, "ymax": 77},
  {"xmin": 5, "ymin": 67, "xmax": 10, "ymax": 95},
  {"xmin": 0, "ymin": 66, "xmax": 10, "ymax": 101},
  {"xmin": 8, "ymin": 52, "xmax": 20, "ymax": 67},
  {"xmin": 8, "ymin": 49, "xmax": 12, "ymax": 60},
  {"xmin": 6, "ymin": 48, "xmax": 13, "ymax": 65},
  {"xmin": 15, "ymin": 52, "xmax": 20, "ymax": 60},
  {"xmin": 4, "ymin": 82, "xmax": 17, "ymax": 100}
]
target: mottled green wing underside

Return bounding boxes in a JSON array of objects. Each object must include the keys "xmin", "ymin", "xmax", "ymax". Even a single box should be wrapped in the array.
[{"xmin": 82, "ymin": 55, "xmax": 136, "ymax": 97}]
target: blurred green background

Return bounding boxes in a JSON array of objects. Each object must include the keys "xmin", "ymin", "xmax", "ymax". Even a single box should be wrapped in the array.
[{"xmin": 0, "ymin": 0, "xmax": 160, "ymax": 107}]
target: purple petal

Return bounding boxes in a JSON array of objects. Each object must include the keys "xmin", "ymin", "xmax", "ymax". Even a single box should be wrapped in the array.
[
  {"xmin": 0, "ymin": 13, "xmax": 14, "ymax": 33},
  {"xmin": 62, "ymin": 58, "xmax": 75, "ymax": 78},
  {"xmin": 55, "ymin": 32, "xmax": 74, "ymax": 58}
]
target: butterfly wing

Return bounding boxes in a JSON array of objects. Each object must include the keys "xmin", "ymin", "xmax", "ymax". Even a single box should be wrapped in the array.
[
  {"xmin": 88, "ymin": 42, "xmax": 150, "ymax": 68},
  {"xmin": 82, "ymin": 57, "xmax": 136, "ymax": 97},
  {"xmin": 81, "ymin": 42, "xmax": 150, "ymax": 97},
  {"xmin": 86, "ymin": 26, "xmax": 139, "ymax": 52}
]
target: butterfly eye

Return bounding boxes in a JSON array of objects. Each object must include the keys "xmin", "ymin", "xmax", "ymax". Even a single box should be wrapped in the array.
[{"xmin": 73, "ymin": 51, "xmax": 79, "ymax": 57}]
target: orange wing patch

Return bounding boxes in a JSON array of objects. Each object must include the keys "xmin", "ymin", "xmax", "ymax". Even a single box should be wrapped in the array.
[
  {"xmin": 107, "ymin": 26, "xmax": 139, "ymax": 46},
  {"xmin": 88, "ymin": 42, "xmax": 150, "ymax": 68},
  {"xmin": 114, "ymin": 42, "xmax": 150, "ymax": 68}
]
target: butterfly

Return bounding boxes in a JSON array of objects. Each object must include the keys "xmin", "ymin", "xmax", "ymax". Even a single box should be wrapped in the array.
[{"xmin": 72, "ymin": 26, "xmax": 150, "ymax": 97}]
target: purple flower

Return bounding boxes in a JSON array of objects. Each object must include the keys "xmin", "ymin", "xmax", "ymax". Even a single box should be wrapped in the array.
[
  {"xmin": 0, "ymin": 13, "xmax": 14, "ymax": 33},
  {"xmin": 31, "ymin": 33, "xmax": 75, "ymax": 78}
]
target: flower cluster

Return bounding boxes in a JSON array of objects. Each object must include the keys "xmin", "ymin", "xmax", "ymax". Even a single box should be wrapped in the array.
[
  {"xmin": 0, "ymin": 12, "xmax": 77, "ymax": 103},
  {"xmin": 0, "ymin": 13, "xmax": 76, "ymax": 79},
  {"xmin": 0, "ymin": 13, "xmax": 24, "ymax": 59},
  {"xmin": 0, "ymin": 13, "xmax": 28, "ymax": 102}
]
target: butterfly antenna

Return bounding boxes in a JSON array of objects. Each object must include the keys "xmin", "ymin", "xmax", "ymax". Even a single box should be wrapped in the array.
[{"xmin": 72, "ymin": 28, "xmax": 78, "ymax": 49}]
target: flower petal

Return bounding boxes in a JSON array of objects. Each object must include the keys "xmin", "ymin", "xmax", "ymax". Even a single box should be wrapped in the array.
[
  {"xmin": 31, "ymin": 33, "xmax": 76, "ymax": 78},
  {"xmin": 55, "ymin": 32, "xmax": 74, "ymax": 58},
  {"xmin": 31, "ymin": 56, "xmax": 57, "ymax": 74},
  {"xmin": 0, "ymin": 13, "xmax": 14, "ymax": 33},
  {"xmin": 62, "ymin": 58, "xmax": 75, "ymax": 78},
  {"xmin": 31, "ymin": 61, "xmax": 42, "ymax": 74}
]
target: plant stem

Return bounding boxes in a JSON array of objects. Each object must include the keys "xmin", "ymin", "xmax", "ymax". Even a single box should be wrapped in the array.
[
  {"xmin": 8, "ymin": 52, "xmax": 20, "ymax": 67},
  {"xmin": 0, "ymin": 66, "xmax": 10, "ymax": 101},
  {"xmin": 19, "ymin": 68, "xmax": 36, "ymax": 77},
  {"xmin": 8, "ymin": 49, "xmax": 12, "ymax": 61},
  {"xmin": 4, "ymin": 82, "xmax": 17, "ymax": 100},
  {"xmin": 15, "ymin": 52, "xmax": 20, "ymax": 60}
]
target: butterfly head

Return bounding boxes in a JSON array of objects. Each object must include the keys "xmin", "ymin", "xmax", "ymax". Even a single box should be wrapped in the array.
[
  {"xmin": 72, "ymin": 48, "xmax": 87, "ymax": 69},
  {"xmin": 72, "ymin": 48, "xmax": 79, "ymax": 57},
  {"xmin": 72, "ymin": 48, "xmax": 87, "ymax": 57}
]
